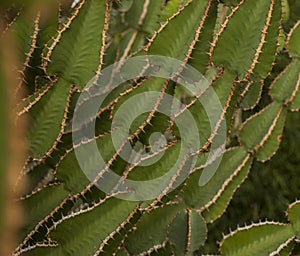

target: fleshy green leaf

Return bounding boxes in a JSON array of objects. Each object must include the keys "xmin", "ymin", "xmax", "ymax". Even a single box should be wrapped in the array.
[
  {"xmin": 184, "ymin": 70, "xmax": 235, "ymax": 149},
  {"xmin": 168, "ymin": 209, "xmax": 207, "ymax": 255},
  {"xmin": 147, "ymin": 0, "xmax": 211, "ymax": 61},
  {"xmin": 140, "ymin": 0, "xmax": 164, "ymax": 35},
  {"xmin": 45, "ymin": 0, "xmax": 108, "ymax": 88},
  {"xmin": 220, "ymin": 223, "xmax": 295, "ymax": 256},
  {"xmin": 28, "ymin": 79, "xmax": 71, "ymax": 158},
  {"xmin": 240, "ymin": 80, "xmax": 263, "ymax": 110},
  {"xmin": 10, "ymin": 11, "xmax": 39, "ymax": 67},
  {"xmin": 221, "ymin": 0, "xmax": 241, "ymax": 6},
  {"xmin": 255, "ymin": 108, "xmax": 287, "ymax": 162},
  {"xmin": 160, "ymin": 0, "xmax": 189, "ymax": 23},
  {"xmin": 22, "ymin": 184, "xmax": 69, "ymax": 238},
  {"xmin": 56, "ymin": 150, "xmax": 90, "ymax": 193},
  {"xmin": 50, "ymin": 198, "xmax": 138, "ymax": 256},
  {"xmin": 287, "ymin": 200, "xmax": 300, "ymax": 239},
  {"xmin": 56, "ymin": 132, "xmax": 116, "ymax": 194},
  {"xmin": 186, "ymin": 0, "xmax": 218, "ymax": 74},
  {"xmin": 125, "ymin": 0, "xmax": 163, "ymax": 35},
  {"xmin": 287, "ymin": 20, "xmax": 300, "ymax": 58},
  {"xmin": 202, "ymin": 156, "xmax": 252, "ymax": 222},
  {"xmin": 125, "ymin": 204, "xmax": 184, "ymax": 254},
  {"xmin": 211, "ymin": 0, "xmax": 280, "ymax": 79},
  {"xmin": 269, "ymin": 59, "xmax": 300, "ymax": 105},
  {"xmin": 116, "ymin": 0, "xmax": 133, "ymax": 12},
  {"xmin": 276, "ymin": 240, "xmax": 296, "ymax": 256},
  {"xmin": 290, "ymin": 73, "xmax": 300, "ymax": 111},
  {"xmin": 238, "ymin": 102, "xmax": 282, "ymax": 153},
  {"xmin": 182, "ymin": 147, "xmax": 249, "ymax": 209},
  {"xmin": 21, "ymin": 247, "xmax": 63, "ymax": 256},
  {"xmin": 250, "ymin": 0, "xmax": 281, "ymax": 80}
]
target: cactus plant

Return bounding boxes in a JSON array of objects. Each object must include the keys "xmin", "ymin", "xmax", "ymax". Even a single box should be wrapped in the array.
[{"xmin": 1, "ymin": 0, "xmax": 300, "ymax": 255}]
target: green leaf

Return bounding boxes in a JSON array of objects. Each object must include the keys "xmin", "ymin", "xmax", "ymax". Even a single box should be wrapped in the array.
[
  {"xmin": 116, "ymin": 0, "xmax": 133, "ymax": 12},
  {"xmin": 276, "ymin": 240, "xmax": 296, "ymax": 256},
  {"xmin": 160, "ymin": 0, "xmax": 189, "ymax": 23},
  {"xmin": 56, "ymin": 150, "xmax": 90, "ymax": 193},
  {"xmin": 45, "ymin": 0, "xmax": 107, "ymax": 88},
  {"xmin": 185, "ymin": 70, "xmax": 235, "ymax": 149},
  {"xmin": 125, "ymin": 0, "xmax": 163, "ymax": 35},
  {"xmin": 211, "ymin": 0, "xmax": 280, "ymax": 79},
  {"xmin": 28, "ymin": 79, "xmax": 71, "ymax": 158},
  {"xmin": 240, "ymin": 80, "xmax": 263, "ymax": 110},
  {"xmin": 287, "ymin": 200, "xmax": 300, "ymax": 239},
  {"xmin": 255, "ymin": 108, "xmax": 287, "ymax": 162},
  {"xmin": 290, "ymin": 73, "xmax": 300, "ymax": 111},
  {"xmin": 10, "ymin": 11, "xmax": 38, "ymax": 66},
  {"xmin": 116, "ymin": 28, "xmax": 145, "ymax": 59},
  {"xmin": 22, "ymin": 184, "xmax": 69, "ymax": 238},
  {"xmin": 186, "ymin": 0, "xmax": 218, "ymax": 74},
  {"xmin": 281, "ymin": 0, "xmax": 290, "ymax": 23},
  {"xmin": 125, "ymin": 204, "xmax": 184, "ymax": 254},
  {"xmin": 141, "ymin": 0, "xmax": 164, "ymax": 35},
  {"xmin": 277, "ymin": 28, "xmax": 286, "ymax": 53},
  {"xmin": 168, "ymin": 209, "xmax": 207, "ymax": 255},
  {"xmin": 126, "ymin": 143, "xmax": 181, "ymax": 181},
  {"xmin": 182, "ymin": 147, "xmax": 249, "ymax": 209},
  {"xmin": 202, "ymin": 156, "xmax": 252, "ymax": 222},
  {"xmin": 8, "ymin": 11, "xmax": 41, "ymax": 95},
  {"xmin": 287, "ymin": 20, "xmax": 300, "ymax": 58},
  {"xmin": 50, "ymin": 198, "xmax": 138, "ymax": 256},
  {"xmin": 220, "ymin": 223, "xmax": 295, "ymax": 256},
  {"xmin": 56, "ymin": 132, "xmax": 116, "ymax": 194},
  {"xmin": 269, "ymin": 59, "xmax": 300, "ymax": 105},
  {"xmin": 221, "ymin": 0, "xmax": 240, "ymax": 6},
  {"xmin": 17, "ymin": 80, "xmax": 54, "ymax": 116},
  {"xmin": 21, "ymin": 246, "xmax": 63, "ymax": 256},
  {"xmin": 114, "ymin": 247, "xmax": 130, "ymax": 256},
  {"xmin": 250, "ymin": 0, "xmax": 281, "ymax": 80},
  {"xmin": 147, "ymin": 0, "xmax": 211, "ymax": 61},
  {"xmin": 238, "ymin": 102, "xmax": 282, "ymax": 153}
]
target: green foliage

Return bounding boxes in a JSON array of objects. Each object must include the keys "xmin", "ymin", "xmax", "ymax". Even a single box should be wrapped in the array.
[
  {"xmin": 220, "ymin": 222, "xmax": 294, "ymax": 256},
  {"xmin": 287, "ymin": 201, "xmax": 300, "ymax": 239},
  {"xmin": 168, "ymin": 209, "xmax": 207, "ymax": 255},
  {"xmin": 44, "ymin": 0, "xmax": 108, "ymax": 88},
  {"xmin": 287, "ymin": 20, "xmax": 300, "ymax": 58},
  {"xmin": 125, "ymin": 204, "xmax": 184, "ymax": 254},
  {"xmin": 220, "ymin": 202, "xmax": 300, "ymax": 255},
  {"xmin": 1, "ymin": 0, "xmax": 299, "ymax": 255},
  {"xmin": 210, "ymin": 0, "xmax": 281, "ymax": 80}
]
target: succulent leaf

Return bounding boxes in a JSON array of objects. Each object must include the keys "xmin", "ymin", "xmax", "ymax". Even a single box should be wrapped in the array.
[
  {"xmin": 182, "ymin": 147, "xmax": 249, "ymax": 210},
  {"xmin": 22, "ymin": 184, "xmax": 69, "ymax": 237},
  {"xmin": 211, "ymin": 0, "xmax": 280, "ymax": 80},
  {"xmin": 220, "ymin": 222, "xmax": 294, "ymax": 256},
  {"xmin": 240, "ymin": 80, "xmax": 263, "ymax": 110},
  {"xmin": 50, "ymin": 198, "xmax": 138, "ymax": 256},
  {"xmin": 44, "ymin": 0, "xmax": 109, "ymax": 88},
  {"xmin": 168, "ymin": 208, "xmax": 207, "ymax": 255},
  {"xmin": 202, "ymin": 156, "xmax": 252, "ymax": 222},
  {"xmin": 28, "ymin": 79, "xmax": 73, "ymax": 158},
  {"xmin": 125, "ymin": 203, "xmax": 185, "ymax": 254},
  {"xmin": 287, "ymin": 200, "xmax": 300, "ymax": 239},
  {"xmin": 239, "ymin": 102, "xmax": 283, "ymax": 155},
  {"xmin": 287, "ymin": 20, "xmax": 300, "ymax": 58},
  {"xmin": 269, "ymin": 59, "xmax": 300, "ymax": 105}
]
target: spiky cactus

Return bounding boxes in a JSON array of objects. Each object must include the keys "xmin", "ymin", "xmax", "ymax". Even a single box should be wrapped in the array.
[{"xmin": 0, "ymin": 0, "xmax": 300, "ymax": 255}]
